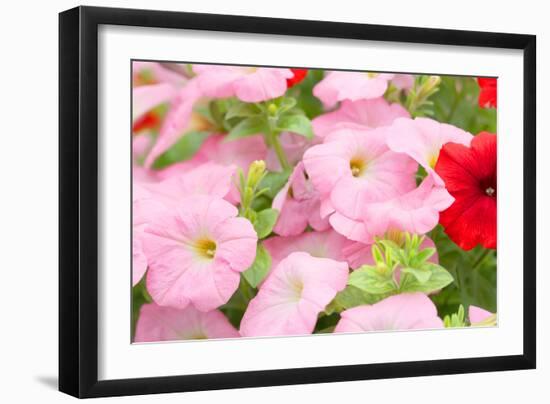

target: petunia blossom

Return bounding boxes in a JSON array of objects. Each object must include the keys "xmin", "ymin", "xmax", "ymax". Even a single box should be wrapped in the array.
[
  {"xmin": 303, "ymin": 126, "xmax": 417, "ymax": 234},
  {"xmin": 334, "ymin": 293, "xmax": 444, "ymax": 333},
  {"xmin": 312, "ymin": 98, "xmax": 409, "ymax": 138},
  {"xmin": 313, "ymin": 72, "xmax": 414, "ymax": 108},
  {"xmin": 286, "ymin": 68, "xmax": 308, "ymax": 88},
  {"xmin": 435, "ymin": 132, "xmax": 497, "ymax": 250},
  {"xmin": 143, "ymin": 195, "xmax": 257, "ymax": 311},
  {"xmin": 263, "ymin": 229, "xmax": 350, "ymax": 271},
  {"xmin": 477, "ymin": 77, "xmax": 497, "ymax": 108},
  {"xmin": 272, "ymin": 162, "xmax": 330, "ymax": 236},
  {"xmin": 193, "ymin": 64, "xmax": 294, "ymax": 103},
  {"xmin": 134, "ymin": 303, "xmax": 239, "ymax": 342},
  {"xmin": 240, "ymin": 252, "xmax": 348, "ymax": 337},
  {"xmin": 387, "ymin": 117, "xmax": 473, "ymax": 185}
]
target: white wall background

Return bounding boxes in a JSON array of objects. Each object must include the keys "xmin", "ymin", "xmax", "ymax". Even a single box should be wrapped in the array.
[{"xmin": 0, "ymin": 0, "xmax": 545, "ymax": 402}]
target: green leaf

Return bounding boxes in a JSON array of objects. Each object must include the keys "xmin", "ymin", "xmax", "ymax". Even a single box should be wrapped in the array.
[
  {"xmin": 226, "ymin": 116, "xmax": 267, "ymax": 140},
  {"xmin": 225, "ymin": 102, "xmax": 261, "ymax": 120},
  {"xmin": 411, "ymin": 247, "xmax": 436, "ymax": 267},
  {"xmin": 276, "ymin": 114, "xmax": 313, "ymax": 139},
  {"xmin": 324, "ymin": 285, "xmax": 380, "ymax": 315},
  {"xmin": 256, "ymin": 170, "xmax": 291, "ymax": 199},
  {"xmin": 400, "ymin": 262, "xmax": 454, "ymax": 294},
  {"xmin": 242, "ymin": 244, "xmax": 271, "ymax": 288},
  {"xmin": 152, "ymin": 131, "xmax": 209, "ymax": 169},
  {"xmin": 253, "ymin": 208, "xmax": 279, "ymax": 239},
  {"xmin": 348, "ymin": 265, "xmax": 397, "ymax": 295},
  {"xmin": 401, "ymin": 266, "xmax": 432, "ymax": 284}
]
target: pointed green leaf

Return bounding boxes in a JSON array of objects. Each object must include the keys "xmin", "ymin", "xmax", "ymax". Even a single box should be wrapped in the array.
[
  {"xmin": 348, "ymin": 265, "xmax": 397, "ymax": 295},
  {"xmin": 226, "ymin": 116, "xmax": 267, "ymax": 140},
  {"xmin": 400, "ymin": 262, "xmax": 454, "ymax": 294},
  {"xmin": 242, "ymin": 244, "xmax": 271, "ymax": 288},
  {"xmin": 254, "ymin": 208, "xmax": 279, "ymax": 239},
  {"xmin": 276, "ymin": 114, "xmax": 313, "ymax": 139},
  {"xmin": 225, "ymin": 102, "xmax": 261, "ymax": 120}
]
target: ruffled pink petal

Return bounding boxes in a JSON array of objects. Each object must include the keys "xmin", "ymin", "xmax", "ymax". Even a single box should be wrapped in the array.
[
  {"xmin": 312, "ymin": 98, "xmax": 409, "ymax": 138},
  {"xmin": 240, "ymin": 252, "xmax": 348, "ymax": 337},
  {"xmin": 313, "ymin": 71, "xmax": 391, "ymax": 108},
  {"xmin": 134, "ymin": 303, "xmax": 239, "ymax": 342},
  {"xmin": 133, "ymin": 83, "xmax": 178, "ymax": 122},
  {"xmin": 362, "ymin": 173, "xmax": 454, "ymax": 237},
  {"xmin": 194, "ymin": 65, "xmax": 292, "ymax": 102},
  {"xmin": 264, "ymin": 230, "xmax": 350, "ymax": 271},
  {"xmin": 145, "ymin": 163, "xmax": 235, "ymax": 209},
  {"xmin": 234, "ymin": 68, "xmax": 293, "ymax": 102},
  {"xmin": 335, "ymin": 293, "xmax": 444, "ymax": 333},
  {"xmin": 387, "ymin": 117, "xmax": 473, "ymax": 184},
  {"xmin": 273, "ymin": 162, "xmax": 327, "ymax": 236},
  {"xmin": 469, "ymin": 305, "xmax": 494, "ymax": 324},
  {"xmin": 132, "ymin": 236, "xmax": 148, "ymax": 286}
]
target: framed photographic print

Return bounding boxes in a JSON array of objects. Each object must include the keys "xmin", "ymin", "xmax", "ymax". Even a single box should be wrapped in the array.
[{"xmin": 59, "ymin": 6, "xmax": 536, "ymax": 398}]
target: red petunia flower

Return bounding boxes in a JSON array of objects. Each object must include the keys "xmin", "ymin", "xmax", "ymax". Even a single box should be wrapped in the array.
[
  {"xmin": 132, "ymin": 110, "xmax": 160, "ymax": 133},
  {"xmin": 435, "ymin": 132, "xmax": 497, "ymax": 250},
  {"xmin": 286, "ymin": 68, "xmax": 308, "ymax": 88},
  {"xmin": 477, "ymin": 78, "xmax": 497, "ymax": 108}
]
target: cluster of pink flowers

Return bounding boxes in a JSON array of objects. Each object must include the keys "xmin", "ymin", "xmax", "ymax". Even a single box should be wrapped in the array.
[{"xmin": 132, "ymin": 62, "xmax": 497, "ymax": 342}]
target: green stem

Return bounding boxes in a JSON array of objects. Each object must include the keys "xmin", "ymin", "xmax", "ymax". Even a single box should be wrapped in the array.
[{"xmin": 269, "ymin": 131, "xmax": 290, "ymax": 171}]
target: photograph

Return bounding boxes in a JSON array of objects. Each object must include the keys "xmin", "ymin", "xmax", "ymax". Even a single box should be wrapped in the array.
[{"xmin": 131, "ymin": 62, "xmax": 498, "ymax": 343}]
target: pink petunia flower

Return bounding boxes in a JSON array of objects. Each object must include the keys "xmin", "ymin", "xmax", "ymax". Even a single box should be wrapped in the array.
[
  {"xmin": 272, "ymin": 162, "xmax": 330, "ymax": 236},
  {"xmin": 134, "ymin": 303, "xmax": 239, "ymax": 342},
  {"xmin": 386, "ymin": 117, "xmax": 473, "ymax": 185},
  {"xmin": 312, "ymin": 98, "xmax": 409, "ymax": 138},
  {"xmin": 303, "ymin": 126, "xmax": 417, "ymax": 239},
  {"xmin": 263, "ymin": 229, "xmax": 350, "ymax": 271},
  {"xmin": 193, "ymin": 64, "xmax": 294, "ymax": 103},
  {"xmin": 335, "ymin": 293, "xmax": 444, "ymax": 333},
  {"xmin": 142, "ymin": 195, "xmax": 257, "ymax": 311},
  {"xmin": 240, "ymin": 252, "xmax": 348, "ymax": 337},
  {"xmin": 313, "ymin": 72, "xmax": 414, "ymax": 108}
]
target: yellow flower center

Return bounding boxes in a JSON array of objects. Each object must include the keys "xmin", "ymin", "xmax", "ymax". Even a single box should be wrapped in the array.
[
  {"xmin": 194, "ymin": 238, "xmax": 217, "ymax": 259},
  {"xmin": 350, "ymin": 157, "xmax": 367, "ymax": 177},
  {"xmin": 428, "ymin": 152, "xmax": 440, "ymax": 169},
  {"xmin": 366, "ymin": 72, "xmax": 379, "ymax": 78}
]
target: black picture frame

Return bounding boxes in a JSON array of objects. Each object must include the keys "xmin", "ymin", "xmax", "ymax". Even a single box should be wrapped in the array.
[{"xmin": 59, "ymin": 5, "xmax": 536, "ymax": 398}]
